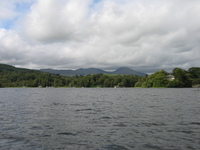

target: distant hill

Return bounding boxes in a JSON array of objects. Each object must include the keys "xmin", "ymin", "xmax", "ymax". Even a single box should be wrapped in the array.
[
  {"xmin": 0, "ymin": 64, "xmax": 146, "ymax": 76},
  {"xmin": 112, "ymin": 67, "xmax": 146, "ymax": 76},
  {"xmin": 0, "ymin": 64, "xmax": 67, "ymax": 87},
  {"xmin": 40, "ymin": 67, "xmax": 146, "ymax": 76},
  {"xmin": 0, "ymin": 64, "xmax": 38, "ymax": 73}
]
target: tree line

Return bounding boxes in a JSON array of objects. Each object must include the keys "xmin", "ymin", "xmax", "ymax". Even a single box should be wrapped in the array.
[
  {"xmin": 0, "ymin": 64, "xmax": 199, "ymax": 88},
  {"xmin": 135, "ymin": 68, "xmax": 199, "ymax": 88}
]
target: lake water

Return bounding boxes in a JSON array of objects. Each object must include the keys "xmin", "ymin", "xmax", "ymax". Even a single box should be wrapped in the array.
[{"xmin": 0, "ymin": 88, "xmax": 200, "ymax": 150}]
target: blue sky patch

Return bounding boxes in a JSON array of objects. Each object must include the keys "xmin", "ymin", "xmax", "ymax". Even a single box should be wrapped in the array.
[{"xmin": 0, "ymin": 1, "xmax": 33, "ymax": 29}]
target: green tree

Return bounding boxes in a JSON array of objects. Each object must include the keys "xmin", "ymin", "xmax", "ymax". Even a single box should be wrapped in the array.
[
  {"xmin": 168, "ymin": 68, "xmax": 192, "ymax": 87},
  {"xmin": 153, "ymin": 71, "xmax": 168, "ymax": 87},
  {"xmin": 141, "ymin": 70, "xmax": 169, "ymax": 88},
  {"xmin": 188, "ymin": 67, "xmax": 200, "ymax": 85},
  {"xmin": 188, "ymin": 67, "xmax": 200, "ymax": 79},
  {"xmin": 135, "ymin": 76, "xmax": 147, "ymax": 87}
]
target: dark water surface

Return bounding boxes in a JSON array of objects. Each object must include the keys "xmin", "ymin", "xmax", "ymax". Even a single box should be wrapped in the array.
[{"xmin": 0, "ymin": 88, "xmax": 200, "ymax": 150}]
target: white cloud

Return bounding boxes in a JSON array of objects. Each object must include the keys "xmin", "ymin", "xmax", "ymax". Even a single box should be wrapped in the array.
[
  {"xmin": 24, "ymin": 0, "xmax": 92, "ymax": 42},
  {"xmin": 0, "ymin": 0, "xmax": 200, "ymax": 73}
]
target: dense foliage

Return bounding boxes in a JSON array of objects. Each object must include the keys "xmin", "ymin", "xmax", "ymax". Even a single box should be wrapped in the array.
[
  {"xmin": 188, "ymin": 67, "xmax": 200, "ymax": 85},
  {"xmin": 0, "ymin": 64, "xmax": 140, "ymax": 88},
  {"xmin": 135, "ymin": 67, "xmax": 200, "ymax": 88},
  {"xmin": 66, "ymin": 74, "xmax": 140, "ymax": 87},
  {"xmin": 0, "ymin": 64, "xmax": 199, "ymax": 88},
  {"xmin": 167, "ymin": 68, "xmax": 192, "ymax": 88},
  {"xmin": 0, "ymin": 64, "xmax": 67, "ymax": 87},
  {"xmin": 136, "ymin": 70, "xmax": 169, "ymax": 88}
]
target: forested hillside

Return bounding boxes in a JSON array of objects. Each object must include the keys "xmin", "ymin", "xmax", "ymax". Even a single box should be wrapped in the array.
[
  {"xmin": 0, "ymin": 64, "xmax": 66, "ymax": 87},
  {"xmin": 0, "ymin": 64, "xmax": 199, "ymax": 88},
  {"xmin": 0, "ymin": 64, "xmax": 141, "ymax": 88}
]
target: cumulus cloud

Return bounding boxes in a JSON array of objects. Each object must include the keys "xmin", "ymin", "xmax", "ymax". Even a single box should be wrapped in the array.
[
  {"xmin": 0, "ymin": 0, "xmax": 200, "ymax": 73},
  {"xmin": 24, "ymin": 0, "xmax": 91, "ymax": 42}
]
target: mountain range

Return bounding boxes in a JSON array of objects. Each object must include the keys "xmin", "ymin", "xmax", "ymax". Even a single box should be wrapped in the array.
[{"xmin": 40, "ymin": 67, "xmax": 146, "ymax": 76}]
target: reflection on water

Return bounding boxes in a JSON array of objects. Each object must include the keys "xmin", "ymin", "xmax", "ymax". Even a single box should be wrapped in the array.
[{"xmin": 0, "ymin": 88, "xmax": 200, "ymax": 150}]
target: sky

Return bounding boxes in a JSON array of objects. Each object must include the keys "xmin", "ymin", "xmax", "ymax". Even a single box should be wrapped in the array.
[{"xmin": 0, "ymin": 0, "xmax": 200, "ymax": 73}]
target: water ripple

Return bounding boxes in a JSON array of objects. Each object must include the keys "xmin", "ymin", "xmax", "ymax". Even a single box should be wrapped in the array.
[{"xmin": 0, "ymin": 88, "xmax": 199, "ymax": 150}]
